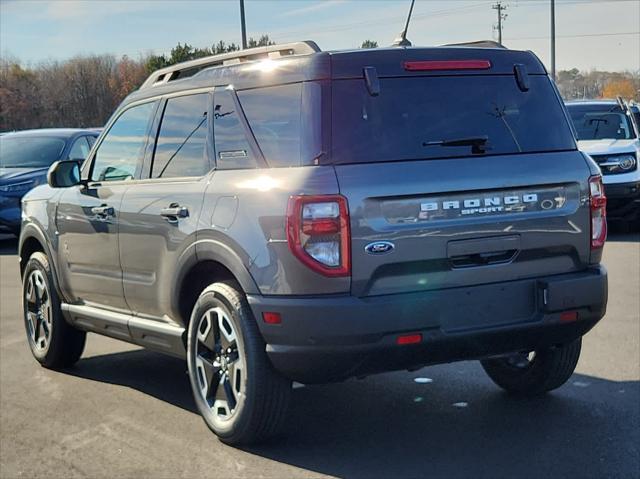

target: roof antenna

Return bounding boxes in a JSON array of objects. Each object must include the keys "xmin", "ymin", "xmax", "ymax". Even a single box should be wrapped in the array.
[{"xmin": 392, "ymin": 0, "xmax": 415, "ymax": 47}]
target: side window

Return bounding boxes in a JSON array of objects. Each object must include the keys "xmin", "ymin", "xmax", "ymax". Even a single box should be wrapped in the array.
[
  {"xmin": 213, "ymin": 89, "xmax": 259, "ymax": 170},
  {"xmin": 87, "ymin": 135, "xmax": 97, "ymax": 147},
  {"xmin": 238, "ymin": 84, "xmax": 302, "ymax": 167},
  {"xmin": 68, "ymin": 136, "xmax": 91, "ymax": 160},
  {"xmin": 91, "ymin": 101, "xmax": 157, "ymax": 182},
  {"xmin": 151, "ymin": 93, "xmax": 210, "ymax": 178}
]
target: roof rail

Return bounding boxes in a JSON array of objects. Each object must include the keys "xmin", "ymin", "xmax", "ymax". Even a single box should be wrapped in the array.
[{"xmin": 140, "ymin": 40, "xmax": 321, "ymax": 89}]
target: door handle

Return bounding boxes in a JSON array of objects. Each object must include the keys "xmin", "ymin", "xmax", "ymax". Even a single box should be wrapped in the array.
[
  {"xmin": 160, "ymin": 204, "xmax": 189, "ymax": 222},
  {"xmin": 91, "ymin": 205, "xmax": 114, "ymax": 217}
]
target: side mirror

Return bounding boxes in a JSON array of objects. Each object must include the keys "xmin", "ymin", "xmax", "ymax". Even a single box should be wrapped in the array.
[{"xmin": 47, "ymin": 160, "xmax": 82, "ymax": 188}]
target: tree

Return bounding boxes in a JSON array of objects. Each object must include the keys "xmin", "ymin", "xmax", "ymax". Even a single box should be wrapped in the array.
[
  {"xmin": 247, "ymin": 35, "xmax": 275, "ymax": 48},
  {"xmin": 361, "ymin": 40, "xmax": 378, "ymax": 49},
  {"xmin": 601, "ymin": 78, "xmax": 637, "ymax": 100}
]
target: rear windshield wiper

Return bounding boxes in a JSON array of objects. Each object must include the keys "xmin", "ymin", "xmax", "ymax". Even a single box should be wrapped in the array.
[{"xmin": 422, "ymin": 135, "xmax": 489, "ymax": 154}]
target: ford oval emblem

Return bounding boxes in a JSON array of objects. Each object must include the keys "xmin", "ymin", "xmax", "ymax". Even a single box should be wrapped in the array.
[{"xmin": 365, "ymin": 241, "xmax": 395, "ymax": 255}]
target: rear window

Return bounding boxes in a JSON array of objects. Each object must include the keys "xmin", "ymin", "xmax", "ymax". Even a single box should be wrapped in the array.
[
  {"xmin": 566, "ymin": 103, "xmax": 636, "ymax": 141},
  {"xmin": 330, "ymin": 76, "xmax": 576, "ymax": 164}
]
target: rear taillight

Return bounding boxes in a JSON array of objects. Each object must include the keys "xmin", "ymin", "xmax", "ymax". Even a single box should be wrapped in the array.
[
  {"xmin": 287, "ymin": 195, "xmax": 351, "ymax": 277},
  {"xmin": 589, "ymin": 175, "xmax": 607, "ymax": 249}
]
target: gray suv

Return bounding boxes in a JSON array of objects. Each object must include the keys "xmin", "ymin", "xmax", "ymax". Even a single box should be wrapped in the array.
[{"xmin": 19, "ymin": 41, "xmax": 608, "ymax": 445}]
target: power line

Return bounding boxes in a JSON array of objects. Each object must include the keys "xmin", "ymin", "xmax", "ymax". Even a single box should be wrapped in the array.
[
  {"xmin": 508, "ymin": 30, "xmax": 640, "ymax": 40},
  {"xmin": 269, "ymin": 2, "xmax": 493, "ymax": 42}
]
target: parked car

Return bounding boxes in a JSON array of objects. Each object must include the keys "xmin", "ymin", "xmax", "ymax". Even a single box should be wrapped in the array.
[
  {"xmin": 19, "ymin": 42, "xmax": 608, "ymax": 445},
  {"xmin": 565, "ymin": 99, "xmax": 640, "ymax": 229},
  {"xmin": 0, "ymin": 129, "xmax": 99, "ymax": 236}
]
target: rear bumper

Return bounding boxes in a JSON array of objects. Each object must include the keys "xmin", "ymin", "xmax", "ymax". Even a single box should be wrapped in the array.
[
  {"xmin": 603, "ymin": 181, "xmax": 640, "ymax": 222},
  {"xmin": 248, "ymin": 266, "xmax": 608, "ymax": 383}
]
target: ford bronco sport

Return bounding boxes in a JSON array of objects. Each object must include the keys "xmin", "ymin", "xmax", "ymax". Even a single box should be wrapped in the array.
[{"xmin": 19, "ymin": 41, "xmax": 608, "ymax": 445}]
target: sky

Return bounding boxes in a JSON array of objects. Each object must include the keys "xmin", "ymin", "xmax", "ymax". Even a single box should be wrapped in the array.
[{"xmin": 1, "ymin": 0, "xmax": 639, "ymax": 72}]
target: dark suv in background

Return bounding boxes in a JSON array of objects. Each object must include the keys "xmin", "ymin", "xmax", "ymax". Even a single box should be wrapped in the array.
[
  {"xmin": 19, "ymin": 42, "xmax": 608, "ymax": 445},
  {"xmin": 0, "ymin": 128, "xmax": 99, "ymax": 236}
]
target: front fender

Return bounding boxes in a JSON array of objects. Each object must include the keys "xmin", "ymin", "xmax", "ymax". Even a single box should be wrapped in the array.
[{"xmin": 18, "ymin": 222, "xmax": 66, "ymax": 300}]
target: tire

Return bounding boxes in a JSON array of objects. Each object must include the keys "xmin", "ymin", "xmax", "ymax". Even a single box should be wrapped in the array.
[
  {"xmin": 22, "ymin": 251, "xmax": 86, "ymax": 368},
  {"xmin": 480, "ymin": 338, "xmax": 582, "ymax": 396},
  {"xmin": 186, "ymin": 281, "xmax": 291, "ymax": 445}
]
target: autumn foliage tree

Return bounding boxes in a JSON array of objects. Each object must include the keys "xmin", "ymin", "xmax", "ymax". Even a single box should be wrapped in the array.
[{"xmin": 601, "ymin": 78, "xmax": 638, "ymax": 100}]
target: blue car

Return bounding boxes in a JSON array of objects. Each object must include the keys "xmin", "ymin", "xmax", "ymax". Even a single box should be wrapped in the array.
[{"xmin": 0, "ymin": 128, "xmax": 100, "ymax": 236}]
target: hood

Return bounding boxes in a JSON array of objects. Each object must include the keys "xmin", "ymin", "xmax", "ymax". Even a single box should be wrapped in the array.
[
  {"xmin": 576, "ymin": 138, "xmax": 639, "ymax": 156},
  {"xmin": 0, "ymin": 166, "xmax": 49, "ymax": 183}
]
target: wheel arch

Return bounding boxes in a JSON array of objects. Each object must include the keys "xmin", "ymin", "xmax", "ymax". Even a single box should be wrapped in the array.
[
  {"xmin": 174, "ymin": 239, "xmax": 260, "ymax": 329},
  {"xmin": 19, "ymin": 224, "xmax": 53, "ymax": 277}
]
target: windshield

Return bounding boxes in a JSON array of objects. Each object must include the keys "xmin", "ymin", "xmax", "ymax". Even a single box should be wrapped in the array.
[
  {"xmin": 0, "ymin": 136, "xmax": 66, "ymax": 168},
  {"xmin": 566, "ymin": 104, "xmax": 635, "ymax": 141},
  {"xmin": 329, "ymin": 75, "xmax": 576, "ymax": 164}
]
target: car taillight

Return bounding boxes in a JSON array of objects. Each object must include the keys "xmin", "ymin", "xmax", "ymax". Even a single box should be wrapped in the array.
[
  {"xmin": 287, "ymin": 195, "xmax": 351, "ymax": 277},
  {"xmin": 589, "ymin": 175, "xmax": 607, "ymax": 250}
]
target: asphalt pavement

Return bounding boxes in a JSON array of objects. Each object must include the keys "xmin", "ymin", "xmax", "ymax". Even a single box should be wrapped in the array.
[{"xmin": 0, "ymin": 232, "xmax": 638, "ymax": 478}]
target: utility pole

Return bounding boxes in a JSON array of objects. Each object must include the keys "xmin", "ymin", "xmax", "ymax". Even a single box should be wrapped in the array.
[
  {"xmin": 239, "ymin": 0, "xmax": 247, "ymax": 49},
  {"xmin": 550, "ymin": 0, "xmax": 556, "ymax": 81},
  {"xmin": 492, "ymin": 2, "xmax": 507, "ymax": 46}
]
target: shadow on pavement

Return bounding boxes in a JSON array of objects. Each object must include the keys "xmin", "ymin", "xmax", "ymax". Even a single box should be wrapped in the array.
[{"xmin": 66, "ymin": 348, "xmax": 639, "ymax": 478}]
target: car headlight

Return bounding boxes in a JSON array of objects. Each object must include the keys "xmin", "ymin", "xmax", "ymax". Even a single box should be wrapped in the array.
[
  {"xmin": 0, "ymin": 180, "xmax": 36, "ymax": 193},
  {"xmin": 598, "ymin": 153, "xmax": 637, "ymax": 174}
]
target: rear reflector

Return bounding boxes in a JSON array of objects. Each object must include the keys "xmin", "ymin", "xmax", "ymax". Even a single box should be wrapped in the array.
[
  {"xmin": 403, "ymin": 60, "xmax": 491, "ymax": 71},
  {"xmin": 396, "ymin": 333, "xmax": 422, "ymax": 345},
  {"xmin": 262, "ymin": 312, "xmax": 282, "ymax": 324},
  {"xmin": 560, "ymin": 311, "xmax": 578, "ymax": 322}
]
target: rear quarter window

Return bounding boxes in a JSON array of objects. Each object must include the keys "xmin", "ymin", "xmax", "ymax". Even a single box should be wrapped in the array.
[{"xmin": 238, "ymin": 84, "xmax": 302, "ymax": 168}]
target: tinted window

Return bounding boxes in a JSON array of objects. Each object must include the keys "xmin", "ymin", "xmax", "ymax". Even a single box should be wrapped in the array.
[
  {"xmin": 213, "ymin": 89, "xmax": 259, "ymax": 170},
  {"xmin": 91, "ymin": 101, "xmax": 157, "ymax": 181},
  {"xmin": 0, "ymin": 137, "xmax": 65, "ymax": 168},
  {"xmin": 152, "ymin": 94, "xmax": 210, "ymax": 178},
  {"xmin": 68, "ymin": 136, "xmax": 91, "ymax": 160},
  {"xmin": 238, "ymin": 84, "xmax": 302, "ymax": 167},
  {"xmin": 330, "ymin": 76, "xmax": 576, "ymax": 164},
  {"xmin": 566, "ymin": 103, "xmax": 635, "ymax": 140}
]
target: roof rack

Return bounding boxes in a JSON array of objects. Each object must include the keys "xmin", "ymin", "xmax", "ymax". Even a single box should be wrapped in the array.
[{"xmin": 140, "ymin": 40, "xmax": 321, "ymax": 89}]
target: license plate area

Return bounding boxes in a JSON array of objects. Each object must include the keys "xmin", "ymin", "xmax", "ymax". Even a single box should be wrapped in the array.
[{"xmin": 439, "ymin": 280, "xmax": 537, "ymax": 333}]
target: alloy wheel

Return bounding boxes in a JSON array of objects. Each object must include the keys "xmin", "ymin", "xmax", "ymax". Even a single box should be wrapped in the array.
[
  {"xmin": 194, "ymin": 307, "xmax": 246, "ymax": 422},
  {"xmin": 25, "ymin": 270, "xmax": 52, "ymax": 352}
]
